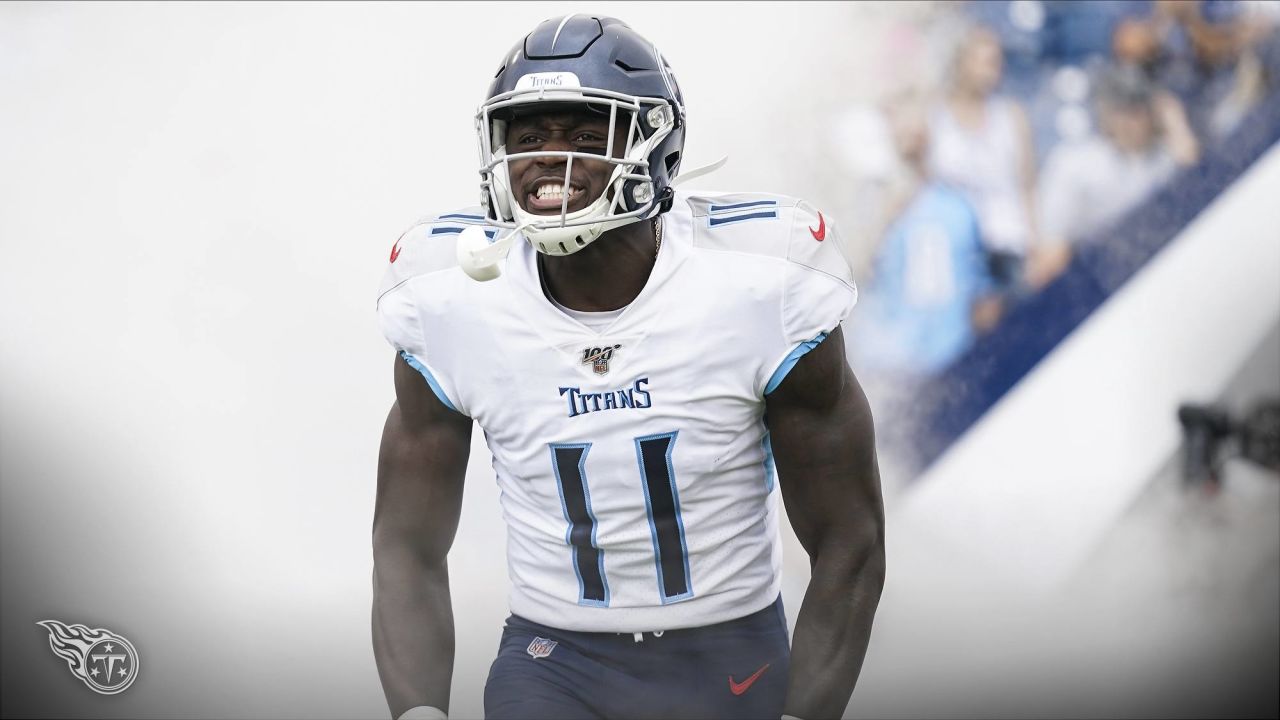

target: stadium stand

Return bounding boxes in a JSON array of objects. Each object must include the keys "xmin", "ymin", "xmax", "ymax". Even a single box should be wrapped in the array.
[{"xmin": 848, "ymin": 1, "xmax": 1280, "ymax": 478}]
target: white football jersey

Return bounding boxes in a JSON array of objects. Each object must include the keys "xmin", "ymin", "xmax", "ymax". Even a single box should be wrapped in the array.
[{"xmin": 377, "ymin": 191, "xmax": 857, "ymax": 632}]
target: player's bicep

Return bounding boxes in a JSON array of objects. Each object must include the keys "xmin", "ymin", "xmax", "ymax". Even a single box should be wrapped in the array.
[
  {"xmin": 766, "ymin": 325, "xmax": 849, "ymax": 414},
  {"xmin": 374, "ymin": 354, "xmax": 473, "ymax": 562},
  {"xmin": 765, "ymin": 327, "xmax": 882, "ymax": 556}
]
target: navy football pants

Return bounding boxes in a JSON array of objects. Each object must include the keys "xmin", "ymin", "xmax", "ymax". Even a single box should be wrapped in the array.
[{"xmin": 484, "ymin": 597, "xmax": 790, "ymax": 720}]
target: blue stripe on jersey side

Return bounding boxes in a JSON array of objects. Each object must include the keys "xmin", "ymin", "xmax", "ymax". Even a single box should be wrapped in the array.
[
  {"xmin": 761, "ymin": 431, "xmax": 776, "ymax": 493},
  {"xmin": 708, "ymin": 200, "xmax": 778, "ymax": 212},
  {"xmin": 399, "ymin": 351, "xmax": 461, "ymax": 414},
  {"xmin": 708, "ymin": 211, "xmax": 778, "ymax": 227},
  {"xmin": 764, "ymin": 332, "xmax": 829, "ymax": 395},
  {"xmin": 634, "ymin": 430, "xmax": 694, "ymax": 604},
  {"xmin": 437, "ymin": 213, "xmax": 486, "ymax": 221}
]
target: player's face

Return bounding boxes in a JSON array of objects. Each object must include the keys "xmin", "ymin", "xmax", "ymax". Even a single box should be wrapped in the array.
[{"xmin": 504, "ymin": 109, "xmax": 629, "ymax": 216}]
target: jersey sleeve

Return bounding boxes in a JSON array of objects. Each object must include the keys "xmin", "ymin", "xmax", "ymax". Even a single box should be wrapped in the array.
[
  {"xmin": 765, "ymin": 200, "xmax": 859, "ymax": 394},
  {"xmin": 376, "ymin": 212, "xmax": 490, "ymax": 415}
]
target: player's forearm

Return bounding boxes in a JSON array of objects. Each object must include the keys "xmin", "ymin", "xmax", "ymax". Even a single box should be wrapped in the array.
[
  {"xmin": 783, "ymin": 529, "xmax": 886, "ymax": 719},
  {"xmin": 372, "ymin": 551, "xmax": 455, "ymax": 718}
]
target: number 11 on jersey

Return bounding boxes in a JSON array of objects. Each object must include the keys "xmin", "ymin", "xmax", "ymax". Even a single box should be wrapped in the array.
[{"xmin": 549, "ymin": 431, "xmax": 692, "ymax": 606}]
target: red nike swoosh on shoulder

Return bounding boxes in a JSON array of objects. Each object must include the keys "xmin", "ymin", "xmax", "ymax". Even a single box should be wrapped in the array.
[
  {"xmin": 809, "ymin": 212, "xmax": 826, "ymax": 241},
  {"xmin": 728, "ymin": 663, "xmax": 770, "ymax": 695},
  {"xmin": 389, "ymin": 239, "xmax": 402, "ymax": 263}
]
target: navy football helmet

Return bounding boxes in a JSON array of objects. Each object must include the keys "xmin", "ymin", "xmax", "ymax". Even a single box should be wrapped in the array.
[{"xmin": 476, "ymin": 15, "xmax": 686, "ymax": 256}]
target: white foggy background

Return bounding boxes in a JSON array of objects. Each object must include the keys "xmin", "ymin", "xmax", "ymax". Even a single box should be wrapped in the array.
[{"xmin": 1, "ymin": 2, "xmax": 1276, "ymax": 719}]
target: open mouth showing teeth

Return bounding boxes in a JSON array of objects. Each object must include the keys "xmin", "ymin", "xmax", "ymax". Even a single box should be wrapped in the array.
[{"xmin": 528, "ymin": 182, "xmax": 586, "ymax": 211}]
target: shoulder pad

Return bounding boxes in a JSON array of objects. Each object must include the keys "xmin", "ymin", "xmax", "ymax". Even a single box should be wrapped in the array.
[
  {"xmin": 682, "ymin": 191, "xmax": 854, "ymax": 288},
  {"xmin": 377, "ymin": 208, "xmax": 497, "ymax": 302}
]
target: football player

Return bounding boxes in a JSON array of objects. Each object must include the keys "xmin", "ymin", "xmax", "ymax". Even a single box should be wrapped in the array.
[{"xmin": 373, "ymin": 15, "xmax": 884, "ymax": 720}]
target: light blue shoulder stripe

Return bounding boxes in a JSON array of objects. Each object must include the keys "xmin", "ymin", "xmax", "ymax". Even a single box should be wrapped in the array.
[
  {"xmin": 764, "ymin": 332, "xmax": 829, "ymax": 395},
  {"xmin": 400, "ymin": 350, "xmax": 462, "ymax": 414}
]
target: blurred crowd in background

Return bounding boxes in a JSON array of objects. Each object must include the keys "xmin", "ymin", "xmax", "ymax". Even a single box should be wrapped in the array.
[{"xmin": 833, "ymin": 0, "xmax": 1280, "ymax": 383}]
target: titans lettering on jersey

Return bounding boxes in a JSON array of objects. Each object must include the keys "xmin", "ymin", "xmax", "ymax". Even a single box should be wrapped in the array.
[{"xmin": 559, "ymin": 377, "xmax": 652, "ymax": 417}]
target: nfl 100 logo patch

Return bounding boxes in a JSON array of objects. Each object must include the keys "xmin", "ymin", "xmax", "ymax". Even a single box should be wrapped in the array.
[
  {"xmin": 526, "ymin": 636, "xmax": 558, "ymax": 659},
  {"xmin": 582, "ymin": 344, "xmax": 621, "ymax": 375}
]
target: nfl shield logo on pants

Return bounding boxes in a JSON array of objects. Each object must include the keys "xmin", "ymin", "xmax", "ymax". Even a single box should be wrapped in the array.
[{"xmin": 526, "ymin": 637, "xmax": 557, "ymax": 659}]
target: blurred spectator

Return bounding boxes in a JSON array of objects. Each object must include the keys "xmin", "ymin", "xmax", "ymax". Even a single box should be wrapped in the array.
[
  {"xmin": 927, "ymin": 26, "xmax": 1042, "ymax": 296},
  {"xmin": 1197, "ymin": 2, "xmax": 1280, "ymax": 138},
  {"xmin": 1029, "ymin": 64, "xmax": 1200, "ymax": 287},
  {"xmin": 1107, "ymin": 14, "xmax": 1204, "ymax": 166},
  {"xmin": 1153, "ymin": 0, "xmax": 1280, "ymax": 139},
  {"xmin": 852, "ymin": 94, "xmax": 1001, "ymax": 378},
  {"xmin": 961, "ymin": 0, "xmax": 1052, "ymax": 96}
]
